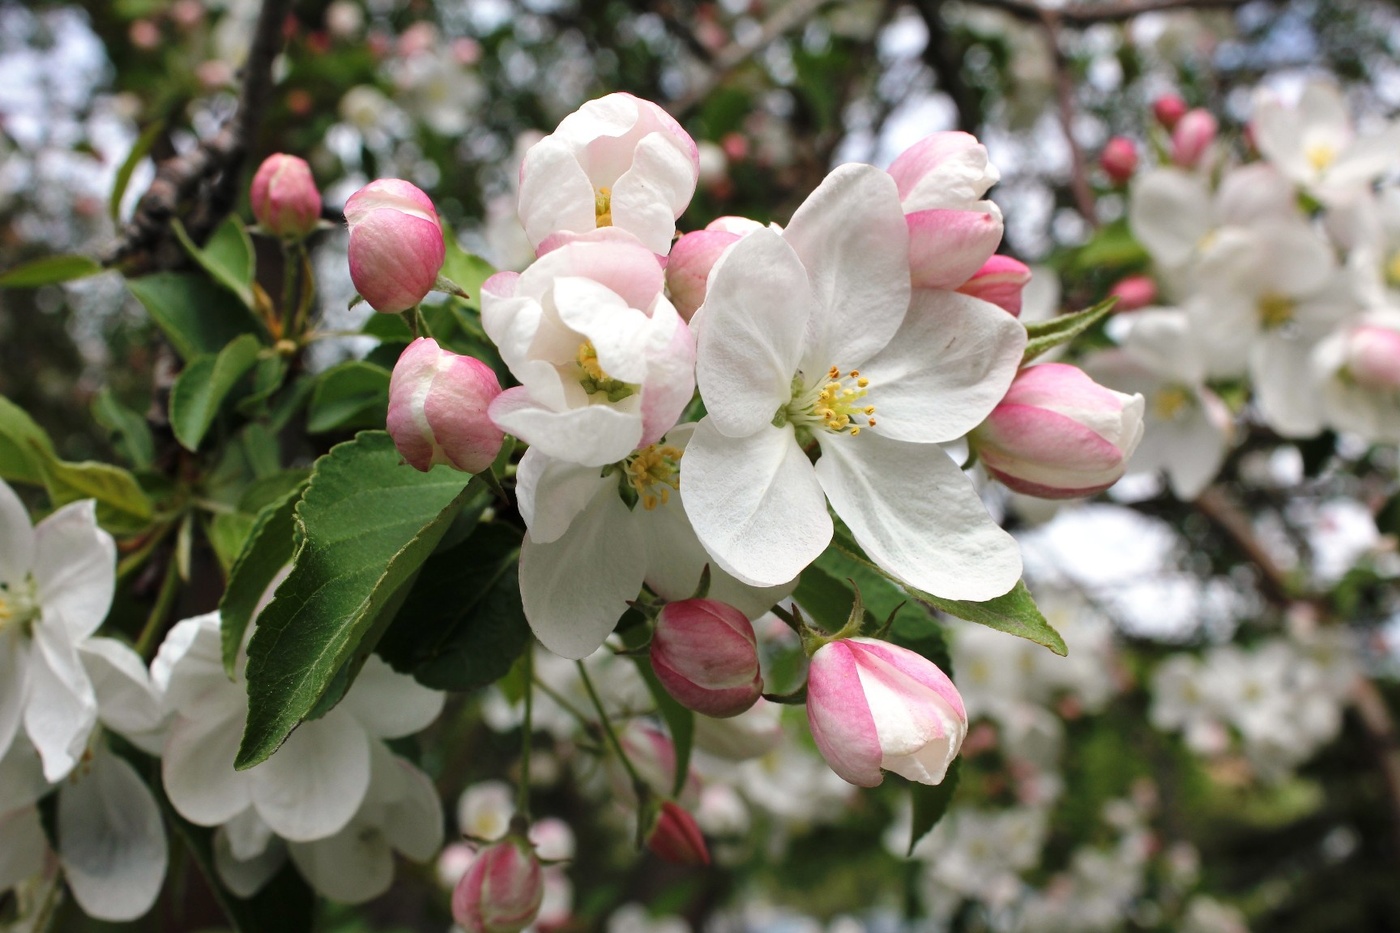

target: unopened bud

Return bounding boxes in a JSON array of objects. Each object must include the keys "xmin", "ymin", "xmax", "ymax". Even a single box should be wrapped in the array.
[
  {"xmin": 972, "ymin": 363, "xmax": 1145, "ymax": 499},
  {"xmin": 345, "ymin": 178, "xmax": 446, "ymax": 313},
  {"xmin": 1153, "ymin": 93, "xmax": 1188, "ymax": 130},
  {"xmin": 956, "ymin": 255, "xmax": 1032, "ymax": 316},
  {"xmin": 647, "ymin": 801, "xmax": 710, "ymax": 866},
  {"xmin": 1345, "ymin": 324, "xmax": 1400, "ymax": 389},
  {"xmin": 666, "ymin": 229, "xmax": 741, "ymax": 322},
  {"xmin": 1170, "ymin": 109, "xmax": 1217, "ymax": 170},
  {"xmin": 250, "ymin": 154, "xmax": 322, "ymax": 239},
  {"xmin": 450, "ymin": 838, "xmax": 544, "ymax": 933},
  {"xmin": 1108, "ymin": 275, "xmax": 1157, "ymax": 311},
  {"xmin": 387, "ymin": 338, "xmax": 504, "ymax": 473},
  {"xmin": 651, "ymin": 599, "xmax": 762, "ymax": 719},
  {"xmin": 1100, "ymin": 136, "xmax": 1138, "ymax": 186}
]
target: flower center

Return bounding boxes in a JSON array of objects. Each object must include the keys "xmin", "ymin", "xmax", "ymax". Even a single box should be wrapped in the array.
[
  {"xmin": 0, "ymin": 577, "xmax": 39, "ymax": 635},
  {"xmin": 595, "ymin": 187, "xmax": 613, "ymax": 227},
  {"xmin": 780, "ymin": 366, "xmax": 876, "ymax": 436},
  {"xmin": 1151, "ymin": 384, "xmax": 1194, "ymax": 421},
  {"xmin": 576, "ymin": 342, "xmax": 636, "ymax": 402},
  {"xmin": 1305, "ymin": 141, "xmax": 1337, "ymax": 174},
  {"xmin": 1385, "ymin": 250, "xmax": 1400, "ymax": 290},
  {"xmin": 624, "ymin": 443, "xmax": 683, "ymax": 510},
  {"xmin": 1256, "ymin": 292, "xmax": 1295, "ymax": 330}
]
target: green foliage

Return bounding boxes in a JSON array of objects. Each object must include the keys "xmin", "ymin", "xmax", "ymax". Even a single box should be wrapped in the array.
[
  {"xmin": 219, "ymin": 483, "xmax": 306, "ymax": 676},
  {"xmin": 126, "ymin": 271, "xmax": 267, "ymax": 361},
  {"xmin": 169, "ymin": 334, "xmax": 263, "ymax": 451},
  {"xmin": 36, "ymin": 449, "xmax": 153, "ymax": 535},
  {"xmin": 1022, "ymin": 298, "xmax": 1116, "ymax": 365},
  {"xmin": 237, "ymin": 432, "xmax": 477, "ymax": 768},
  {"xmin": 0, "ymin": 254, "xmax": 104, "ymax": 288},
  {"xmin": 91, "ymin": 387, "xmax": 155, "ymax": 469},
  {"xmin": 172, "ymin": 216, "xmax": 257, "ymax": 309},
  {"xmin": 109, "ymin": 120, "xmax": 164, "ymax": 222},
  {"xmin": 0, "ymin": 394, "xmax": 58, "ymax": 486},
  {"xmin": 306, "ymin": 361, "xmax": 391, "ymax": 434},
  {"xmin": 909, "ymin": 759, "xmax": 961, "ymax": 855}
]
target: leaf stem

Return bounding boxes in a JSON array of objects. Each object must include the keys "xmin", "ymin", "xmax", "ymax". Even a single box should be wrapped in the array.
[
  {"xmin": 517, "ymin": 647, "xmax": 534, "ymax": 821},
  {"xmin": 576, "ymin": 661, "xmax": 647, "ymax": 796},
  {"xmin": 135, "ymin": 553, "xmax": 181, "ymax": 658}
]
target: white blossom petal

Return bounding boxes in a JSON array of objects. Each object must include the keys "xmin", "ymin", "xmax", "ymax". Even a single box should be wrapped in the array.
[
  {"xmin": 1128, "ymin": 168, "xmax": 1212, "ymax": 268},
  {"xmin": 337, "ymin": 655, "xmax": 444, "ymax": 740},
  {"xmin": 519, "ymin": 136, "xmax": 598, "ymax": 250},
  {"xmin": 374, "ymin": 744, "xmax": 444, "ymax": 862},
  {"xmin": 32, "ymin": 500, "xmax": 115, "ymax": 640},
  {"xmin": 287, "ymin": 821, "xmax": 394, "ymax": 905},
  {"xmin": 80, "ymin": 637, "xmax": 165, "ymax": 750},
  {"xmin": 0, "ymin": 740, "xmax": 47, "ymax": 813},
  {"xmin": 515, "ymin": 448, "xmax": 613, "ymax": 545},
  {"xmin": 214, "ymin": 825, "xmax": 287, "ymax": 899},
  {"xmin": 251, "ymin": 710, "xmax": 371, "ymax": 842},
  {"xmin": 0, "ymin": 806, "xmax": 46, "ymax": 889},
  {"xmin": 681, "ymin": 420, "xmax": 830, "ymax": 588},
  {"xmin": 611, "ymin": 132, "xmax": 699, "ymax": 255},
  {"xmin": 489, "ymin": 390, "xmax": 644, "ymax": 468},
  {"xmin": 815, "ymin": 432, "xmax": 1021, "ymax": 601},
  {"xmin": 25, "ymin": 618, "xmax": 97, "ymax": 782},
  {"xmin": 163, "ymin": 706, "xmax": 253, "ymax": 827},
  {"xmin": 59, "ymin": 746, "xmax": 167, "ymax": 922},
  {"xmin": 0, "ymin": 633, "xmax": 28, "ymax": 764},
  {"xmin": 0, "ymin": 479, "xmax": 34, "ymax": 586}
]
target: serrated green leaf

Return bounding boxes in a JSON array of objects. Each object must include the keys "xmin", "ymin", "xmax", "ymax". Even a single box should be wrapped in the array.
[
  {"xmin": 306, "ymin": 361, "xmax": 391, "ymax": 434},
  {"xmin": 127, "ymin": 272, "xmax": 266, "ymax": 361},
  {"xmin": 237, "ymin": 433, "xmax": 475, "ymax": 767},
  {"xmin": 1022, "ymin": 298, "xmax": 1116, "ymax": 364},
  {"xmin": 219, "ymin": 484, "xmax": 305, "ymax": 677},
  {"xmin": 169, "ymin": 334, "xmax": 262, "ymax": 451},
  {"xmin": 109, "ymin": 120, "xmax": 163, "ymax": 223},
  {"xmin": 173, "ymin": 216, "xmax": 255, "ymax": 308},
  {"xmin": 829, "ymin": 525, "xmax": 1065, "ymax": 656},
  {"xmin": 36, "ymin": 450, "xmax": 154, "ymax": 534},
  {"xmin": 0, "ymin": 254, "xmax": 104, "ymax": 288},
  {"xmin": 377, "ymin": 517, "xmax": 527, "ymax": 691},
  {"xmin": 908, "ymin": 759, "xmax": 960, "ymax": 856},
  {"xmin": 91, "ymin": 388, "xmax": 155, "ymax": 469},
  {"xmin": 0, "ymin": 395, "xmax": 57, "ymax": 486}
]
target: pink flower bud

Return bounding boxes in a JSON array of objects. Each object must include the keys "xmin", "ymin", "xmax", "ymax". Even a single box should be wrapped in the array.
[
  {"xmin": 972, "ymin": 363, "xmax": 1145, "ymax": 499},
  {"xmin": 650, "ymin": 599, "xmax": 762, "ymax": 718},
  {"xmin": 387, "ymin": 337, "xmax": 504, "ymax": 473},
  {"xmin": 1108, "ymin": 275, "xmax": 1157, "ymax": 311},
  {"xmin": 250, "ymin": 153, "xmax": 322, "ymax": 239},
  {"xmin": 1345, "ymin": 324, "xmax": 1400, "ymax": 389},
  {"xmin": 1153, "ymin": 93, "xmax": 1188, "ymax": 130},
  {"xmin": 956, "ymin": 255, "xmax": 1032, "ymax": 316},
  {"xmin": 1170, "ymin": 109, "xmax": 1217, "ymax": 169},
  {"xmin": 345, "ymin": 178, "xmax": 445, "ymax": 313},
  {"xmin": 647, "ymin": 802, "xmax": 710, "ymax": 866},
  {"xmin": 451, "ymin": 838, "xmax": 544, "ymax": 933},
  {"xmin": 806, "ymin": 637, "xmax": 967, "ymax": 787},
  {"xmin": 663, "ymin": 229, "xmax": 740, "ymax": 321},
  {"xmin": 1099, "ymin": 136, "xmax": 1138, "ymax": 185}
]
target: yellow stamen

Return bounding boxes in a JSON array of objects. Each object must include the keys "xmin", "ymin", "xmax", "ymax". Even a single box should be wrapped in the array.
[
  {"xmin": 625, "ymin": 444, "xmax": 683, "ymax": 511},
  {"xmin": 1152, "ymin": 384, "xmax": 1192, "ymax": 421},
  {"xmin": 1305, "ymin": 141, "xmax": 1336, "ymax": 174},
  {"xmin": 1385, "ymin": 251, "xmax": 1400, "ymax": 289},
  {"xmin": 576, "ymin": 342, "xmax": 637, "ymax": 402},
  {"xmin": 595, "ymin": 187, "xmax": 613, "ymax": 228},
  {"xmin": 1256, "ymin": 292, "xmax": 1295, "ymax": 330},
  {"xmin": 784, "ymin": 364, "xmax": 877, "ymax": 436}
]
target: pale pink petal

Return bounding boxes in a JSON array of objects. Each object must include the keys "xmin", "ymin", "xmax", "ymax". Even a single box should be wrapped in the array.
[
  {"xmin": 514, "ymin": 448, "xmax": 613, "ymax": 545},
  {"xmin": 611, "ymin": 132, "xmax": 700, "ymax": 254},
  {"xmin": 806, "ymin": 641, "xmax": 883, "ymax": 787},
  {"xmin": 488, "ymin": 389, "xmax": 644, "ymax": 467},
  {"xmin": 638, "ymin": 303, "xmax": 695, "ymax": 448},
  {"xmin": 518, "ymin": 137, "xmax": 597, "ymax": 250},
  {"xmin": 905, "ymin": 209, "xmax": 1003, "ymax": 290},
  {"xmin": 0, "ymin": 635, "xmax": 27, "ymax": 765}
]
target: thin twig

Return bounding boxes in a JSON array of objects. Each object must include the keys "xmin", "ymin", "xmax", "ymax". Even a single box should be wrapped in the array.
[
  {"xmin": 1039, "ymin": 10, "xmax": 1100, "ymax": 226},
  {"xmin": 965, "ymin": 0, "xmax": 1250, "ymax": 27}
]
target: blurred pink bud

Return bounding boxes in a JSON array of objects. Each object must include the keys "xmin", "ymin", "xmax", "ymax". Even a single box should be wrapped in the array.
[
  {"xmin": 647, "ymin": 802, "xmax": 710, "ymax": 866},
  {"xmin": 973, "ymin": 363, "xmax": 1145, "ymax": 499},
  {"xmin": 345, "ymin": 178, "xmax": 446, "ymax": 313},
  {"xmin": 169, "ymin": 0, "xmax": 205, "ymax": 29},
  {"xmin": 1345, "ymin": 324, "xmax": 1400, "ymax": 389},
  {"xmin": 250, "ymin": 153, "xmax": 322, "ymax": 239},
  {"xmin": 956, "ymin": 255, "xmax": 1032, "ymax": 316},
  {"xmin": 666, "ymin": 229, "xmax": 740, "ymax": 321},
  {"xmin": 721, "ymin": 132, "xmax": 749, "ymax": 161},
  {"xmin": 1153, "ymin": 93, "xmax": 1188, "ymax": 130},
  {"xmin": 614, "ymin": 724, "xmax": 700, "ymax": 806},
  {"xmin": 1170, "ymin": 109, "xmax": 1217, "ymax": 169},
  {"xmin": 806, "ymin": 637, "xmax": 967, "ymax": 787},
  {"xmin": 129, "ymin": 19, "xmax": 161, "ymax": 49},
  {"xmin": 651, "ymin": 599, "xmax": 762, "ymax": 718},
  {"xmin": 451, "ymin": 838, "xmax": 544, "ymax": 933},
  {"xmin": 388, "ymin": 338, "xmax": 504, "ymax": 473},
  {"xmin": 1108, "ymin": 275, "xmax": 1157, "ymax": 311},
  {"xmin": 1100, "ymin": 136, "xmax": 1138, "ymax": 185}
]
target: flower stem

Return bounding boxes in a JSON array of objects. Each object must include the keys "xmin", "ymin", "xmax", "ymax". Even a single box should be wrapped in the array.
[
  {"xmin": 576, "ymin": 661, "xmax": 647, "ymax": 797},
  {"xmin": 135, "ymin": 553, "xmax": 180, "ymax": 659},
  {"xmin": 517, "ymin": 647, "xmax": 534, "ymax": 821}
]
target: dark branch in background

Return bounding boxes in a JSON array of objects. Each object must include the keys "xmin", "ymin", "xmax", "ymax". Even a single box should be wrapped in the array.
[
  {"xmin": 965, "ymin": 0, "xmax": 1251, "ymax": 26},
  {"xmin": 1040, "ymin": 11, "xmax": 1101, "ymax": 226},
  {"xmin": 910, "ymin": 0, "xmax": 982, "ymax": 133},
  {"xmin": 102, "ymin": 0, "xmax": 292, "ymax": 273}
]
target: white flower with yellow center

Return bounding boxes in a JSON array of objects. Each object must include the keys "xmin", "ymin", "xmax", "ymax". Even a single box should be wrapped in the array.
[
  {"xmin": 516, "ymin": 424, "xmax": 793, "ymax": 659},
  {"xmin": 682, "ymin": 163, "xmax": 1027, "ymax": 599}
]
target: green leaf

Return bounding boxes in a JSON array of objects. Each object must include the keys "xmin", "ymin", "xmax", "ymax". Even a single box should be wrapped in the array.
[
  {"xmin": 237, "ymin": 433, "xmax": 475, "ymax": 768},
  {"xmin": 908, "ymin": 759, "xmax": 960, "ymax": 856},
  {"xmin": 169, "ymin": 334, "xmax": 262, "ymax": 451},
  {"xmin": 0, "ymin": 395, "xmax": 57, "ymax": 486},
  {"xmin": 0, "ymin": 254, "xmax": 103, "ymax": 288},
  {"xmin": 635, "ymin": 657, "xmax": 696, "ymax": 799},
  {"xmin": 172, "ymin": 216, "xmax": 255, "ymax": 308},
  {"xmin": 126, "ymin": 272, "xmax": 266, "ymax": 362},
  {"xmin": 109, "ymin": 120, "xmax": 164, "ymax": 223},
  {"xmin": 219, "ymin": 484, "xmax": 305, "ymax": 677},
  {"xmin": 1068, "ymin": 222, "xmax": 1149, "ymax": 274},
  {"xmin": 306, "ymin": 361, "xmax": 391, "ymax": 434},
  {"xmin": 829, "ymin": 525, "xmax": 1065, "ymax": 656},
  {"xmin": 1022, "ymin": 298, "xmax": 1116, "ymax": 364},
  {"xmin": 377, "ymin": 517, "xmax": 529, "ymax": 691},
  {"xmin": 207, "ymin": 511, "xmax": 257, "ymax": 574},
  {"xmin": 440, "ymin": 236, "xmax": 497, "ymax": 310},
  {"xmin": 91, "ymin": 388, "xmax": 155, "ymax": 469},
  {"xmin": 36, "ymin": 451, "xmax": 154, "ymax": 535}
]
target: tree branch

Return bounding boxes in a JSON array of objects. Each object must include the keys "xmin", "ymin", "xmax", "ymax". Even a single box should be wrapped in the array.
[
  {"xmin": 962, "ymin": 0, "xmax": 1251, "ymax": 27},
  {"xmin": 102, "ymin": 0, "xmax": 292, "ymax": 273},
  {"xmin": 910, "ymin": 0, "xmax": 982, "ymax": 133}
]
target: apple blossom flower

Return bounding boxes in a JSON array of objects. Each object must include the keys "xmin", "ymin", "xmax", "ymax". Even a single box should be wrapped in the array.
[
  {"xmin": 1169, "ymin": 109, "xmax": 1216, "ymax": 169},
  {"xmin": 1312, "ymin": 311, "xmax": 1400, "ymax": 442},
  {"xmin": 452, "ymin": 836, "xmax": 545, "ymax": 933},
  {"xmin": 647, "ymin": 801, "xmax": 710, "ymax": 865},
  {"xmin": 684, "ymin": 163, "xmax": 1025, "ymax": 600},
  {"xmin": 806, "ymin": 637, "xmax": 968, "ymax": 787},
  {"xmin": 480, "ymin": 234, "xmax": 694, "ymax": 469},
  {"xmin": 518, "ymin": 92, "xmax": 699, "ymax": 256},
  {"xmin": 249, "ymin": 153, "xmax": 321, "ymax": 239},
  {"xmin": 972, "ymin": 363, "xmax": 1145, "ymax": 500},
  {"xmin": 1129, "ymin": 162, "xmax": 1296, "ymax": 270},
  {"xmin": 650, "ymin": 599, "xmax": 763, "ymax": 718},
  {"xmin": 956, "ymin": 255, "xmax": 1033, "ymax": 316},
  {"xmin": 886, "ymin": 131, "xmax": 1005, "ymax": 289},
  {"xmin": 345, "ymin": 178, "xmax": 446, "ymax": 312},
  {"xmin": 1100, "ymin": 136, "xmax": 1138, "ymax": 185},
  {"xmin": 387, "ymin": 338, "xmax": 504, "ymax": 473},
  {"xmin": 1252, "ymin": 80, "xmax": 1400, "ymax": 205}
]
